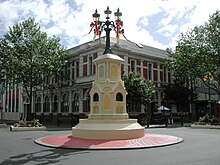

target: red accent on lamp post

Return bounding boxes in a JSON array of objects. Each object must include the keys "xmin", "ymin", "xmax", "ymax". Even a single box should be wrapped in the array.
[{"xmin": 90, "ymin": 7, "xmax": 124, "ymax": 54}]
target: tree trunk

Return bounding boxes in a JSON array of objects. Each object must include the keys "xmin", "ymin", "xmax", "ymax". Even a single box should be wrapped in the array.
[{"xmin": 26, "ymin": 85, "xmax": 33, "ymax": 121}]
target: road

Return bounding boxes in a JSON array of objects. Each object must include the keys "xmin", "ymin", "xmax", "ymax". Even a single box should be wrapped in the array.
[{"xmin": 0, "ymin": 125, "xmax": 220, "ymax": 165}]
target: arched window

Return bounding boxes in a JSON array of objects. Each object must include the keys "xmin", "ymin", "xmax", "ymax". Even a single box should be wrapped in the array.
[
  {"xmin": 116, "ymin": 92, "xmax": 123, "ymax": 101},
  {"xmin": 43, "ymin": 96, "xmax": 50, "ymax": 112},
  {"xmin": 53, "ymin": 95, "xmax": 58, "ymax": 112},
  {"xmin": 61, "ymin": 93, "xmax": 69, "ymax": 112},
  {"xmin": 35, "ymin": 97, "xmax": 41, "ymax": 112},
  {"xmin": 73, "ymin": 93, "xmax": 79, "ymax": 112},
  {"xmin": 93, "ymin": 93, "xmax": 99, "ymax": 102}
]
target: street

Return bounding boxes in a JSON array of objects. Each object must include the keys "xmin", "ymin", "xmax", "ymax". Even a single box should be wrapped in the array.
[{"xmin": 0, "ymin": 126, "xmax": 220, "ymax": 165}]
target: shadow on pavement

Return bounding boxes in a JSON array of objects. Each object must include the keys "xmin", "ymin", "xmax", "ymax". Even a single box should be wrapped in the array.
[{"xmin": 0, "ymin": 148, "xmax": 89, "ymax": 165}]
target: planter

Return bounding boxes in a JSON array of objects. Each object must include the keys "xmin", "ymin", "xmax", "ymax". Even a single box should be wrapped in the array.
[
  {"xmin": 10, "ymin": 125, "xmax": 46, "ymax": 131},
  {"xmin": 191, "ymin": 124, "xmax": 220, "ymax": 129}
]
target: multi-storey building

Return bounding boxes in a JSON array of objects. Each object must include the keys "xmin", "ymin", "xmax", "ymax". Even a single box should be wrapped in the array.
[
  {"xmin": 1, "ymin": 37, "xmax": 173, "ymax": 123},
  {"xmin": 2, "ymin": 37, "xmax": 220, "ymax": 124},
  {"xmin": 34, "ymin": 37, "xmax": 172, "ymax": 123}
]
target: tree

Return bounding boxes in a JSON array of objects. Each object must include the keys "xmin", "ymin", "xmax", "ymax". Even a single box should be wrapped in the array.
[
  {"xmin": 166, "ymin": 10, "xmax": 220, "ymax": 95},
  {"xmin": 163, "ymin": 82, "xmax": 198, "ymax": 112},
  {"xmin": 0, "ymin": 18, "xmax": 68, "ymax": 120},
  {"xmin": 122, "ymin": 72, "xmax": 155, "ymax": 108}
]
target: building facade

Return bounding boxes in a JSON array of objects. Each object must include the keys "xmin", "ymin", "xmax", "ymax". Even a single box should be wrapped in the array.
[{"xmin": 1, "ymin": 38, "xmax": 173, "ymax": 123}]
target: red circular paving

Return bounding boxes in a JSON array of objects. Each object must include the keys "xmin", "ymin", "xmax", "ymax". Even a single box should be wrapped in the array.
[{"xmin": 35, "ymin": 133, "xmax": 183, "ymax": 150}]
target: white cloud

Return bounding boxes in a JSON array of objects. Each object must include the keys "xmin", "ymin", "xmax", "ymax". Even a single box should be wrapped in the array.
[
  {"xmin": 160, "ymin": 14, "xmax": 174, "ymax": 26},
  {"xmin": 46, "ymin": 26, "xmax": 62, "ymax": 36},
  {"xmin": 0, "ymin": 0, "xmax": 219, "ymax": 50},
  {"xmin": 0, "ymin": 1, "xmax": 19, "ymax": 29},
  {"xmin": 157, "ymin": 24, "xmax": 179, "ymax": 34}
]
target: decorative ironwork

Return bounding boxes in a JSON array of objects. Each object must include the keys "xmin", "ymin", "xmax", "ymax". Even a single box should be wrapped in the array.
[{"xmin": 89, "ymin": 7, "xmax": 124, "ymax": 54}]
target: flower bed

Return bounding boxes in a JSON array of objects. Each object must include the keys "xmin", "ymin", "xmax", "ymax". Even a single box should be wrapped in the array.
[
  {"xmin": 191, "ymin": 115, "xmax": 220, "ymax": 129},
  {"xmin": 191, "ymin": 123, "xmax": 220, "ymax": 129},
  {"xmin": 192, "ymin": 122, "xmax": 220, "ymax": 126},
  {"xmin": 10, "ymin": 119, "xmax": 46, "ymax": 131}
]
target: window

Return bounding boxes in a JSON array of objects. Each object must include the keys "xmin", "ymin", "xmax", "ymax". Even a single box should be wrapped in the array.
[
  {"xmin": 83, "ymin": 56, "xmax": 87, "ymax": 62},
  {"xmin": 93, "ymin": 52, "xmax": 97, "ymax": 59},
  {"xmin": 67, "ymin": 68, "xmax": 70, "ymax": 81},
  {"xmin": 71, "ymin": 60, "xmax": 75, "ymax": 80},
  {"xmin": 93, "ymin": 93, "xmax": 99, "ymax": 102},
  {"xmin": 116, "ymin": 92, "xmax": 123, "ymax": 101},
  {"xmin": 72, "ymin": 93, "xmax": 79, "ymax": 112},
  {"xmin": 35, "ymin": 97, "xmax": 41, "ymax": 113},
  {"xmin": 153, "ymin": 70, "xmax": 158, "ymax": 81},
  {"xmin": 43, "ymin": 96, "xmax": 50, "ymax": 112},
  {"xmin": 53, "ymin": 95, "xmax": 58, "ymax": 112},
  {"xmin": 168, "ymin": 72, "xmax": 171, "ymax": 83},
  {"xmin": 89, "ymin": 56, "xmax": 93, "ymax": 75},
  {"xmin": 137, "ymin": 59, "xmax": 141, "ymax": 65},
  {"xmin": 83, "ymin": 64, "xmax": 87, "ymax": 76},
  {"xmin": 76, "ymin": 61, "xmax": 79, "ymax": 77},
  {"xmin": 148, "ymin": 63, "xmax": 152, "ymax": 80},
  {"xmin": 72, "ymin": 68, "xmax": 75, "ymax": 80},
  {"xmin": 131, "ymin": 60, "xmax": 135, "ymax": 72},
  {"xmin": 143, "ymin": 60, "xmax": 148, "ymax": 67},
  {"xmin": 143, "ymin": 68, "xmax": 147, "ymax": 79},
  {"xmin": 61, "ymin": 94, "xmax": 69, "ymax": 112}
]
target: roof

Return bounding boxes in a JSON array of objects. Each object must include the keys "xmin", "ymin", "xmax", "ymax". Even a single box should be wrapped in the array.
[
  {"xmin": 68, "ymin": 37, "xmax": 167, "ymax": 59},
  {"xmin": 110, "ymin": 37, "xmax": 167, "ymax": 59},
  {"xmin": 93, "ymin": 53, "xmax": 124, "ymax": 63}
]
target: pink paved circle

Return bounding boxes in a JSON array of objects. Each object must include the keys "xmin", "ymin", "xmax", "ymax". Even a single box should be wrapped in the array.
[{"xmin": 35, "ymin": 133, "xmax": 183, "ymax": 150}]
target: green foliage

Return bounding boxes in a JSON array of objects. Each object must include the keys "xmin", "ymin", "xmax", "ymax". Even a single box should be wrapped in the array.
[
  {"xmin": 122, "ymin": 72, "xmax": 155, "ymax": 105},
  {"xmin": 163, "ymin": 82, "xmax": 198, "ymax": 103},
  {"xmin": 0, "ymin": 18, "xmax": 68, "ymax": 87},
  {"xmin": 166, "ymin": 10, "xmax": 220, "ymax": 94},
  {"xmin": 0, "ymin": 18, "xmax": 68, "ymax": 120}
]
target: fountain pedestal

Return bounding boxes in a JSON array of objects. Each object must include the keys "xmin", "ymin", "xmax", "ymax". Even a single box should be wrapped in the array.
[
  {"xmin": 72, "ymin": 119, "xmax": 144, "ymax": 140},
  {"xmin": 72, "ymin": 53, "xmax": 144, "ymax": 140}
]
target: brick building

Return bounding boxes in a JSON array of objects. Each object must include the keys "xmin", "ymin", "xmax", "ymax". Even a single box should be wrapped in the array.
[{"xmin": 1, "ymin": 37, "xmax": 173, "ymax": 124}]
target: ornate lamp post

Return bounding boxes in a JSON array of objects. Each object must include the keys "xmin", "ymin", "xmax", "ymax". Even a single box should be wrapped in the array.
[{"xmin": 90, "ymin": 7, "xmax": 124, "ymax": 54}]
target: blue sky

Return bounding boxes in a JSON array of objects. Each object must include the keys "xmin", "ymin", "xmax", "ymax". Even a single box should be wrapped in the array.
[{"xmin": 0, "ymin": 0, "xmax": 219, "ymax": 50}]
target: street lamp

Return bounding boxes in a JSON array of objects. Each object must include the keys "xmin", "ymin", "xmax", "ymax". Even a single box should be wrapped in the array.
[
  {"xmin": 90, "ymin": 7, "xmax": 124, "ymax": 54},
  {"xmin": 92, "ymin": 9, "xmax": 100, "ymax": 22}
]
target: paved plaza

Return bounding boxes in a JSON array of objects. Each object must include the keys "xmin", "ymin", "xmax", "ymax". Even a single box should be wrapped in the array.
[{"xmin": 0, "ymin": 125, "xmax": 220, "ymax": 165}]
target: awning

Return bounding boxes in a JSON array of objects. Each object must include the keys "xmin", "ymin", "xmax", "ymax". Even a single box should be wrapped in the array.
[{"xmin": 157, "ymin": 105, "xmax": 170, "ymax": 111}]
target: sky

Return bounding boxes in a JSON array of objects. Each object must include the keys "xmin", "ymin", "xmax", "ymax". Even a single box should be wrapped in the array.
[{"xmin": 0, "ymin": 0, "xmax": 219, "ymax": 50}]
